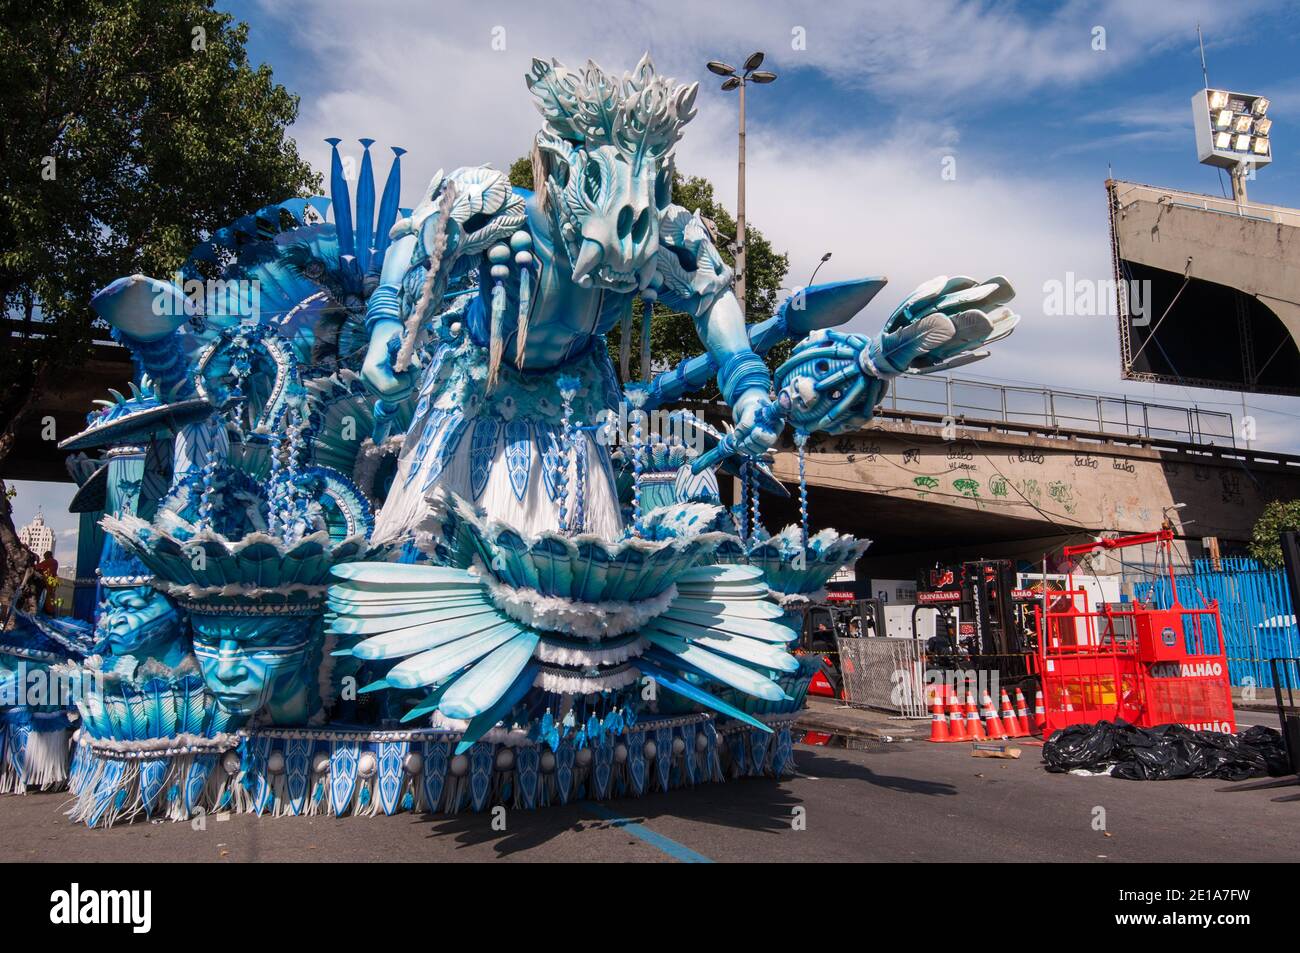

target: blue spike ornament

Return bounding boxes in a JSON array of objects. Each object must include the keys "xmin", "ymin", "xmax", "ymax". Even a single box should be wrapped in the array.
[
  {"xmin": 44, "ymin": 52, "xmax": 1019, "ymax": 826},
  {"xmin": 325, "ymin": 138, "xmax": 355, "ymax": 259},
  {"xmin": 374, "ymin": 147, "xmax": 406, "ymax": 263},
  {"xmin": 355, "ymin": 139, "xmax": 377, "ymax": 272}
]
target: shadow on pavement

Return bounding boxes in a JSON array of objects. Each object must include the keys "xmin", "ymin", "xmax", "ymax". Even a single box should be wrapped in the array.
[
  {"xmin": 794, "ymin": 748, "xmax": 959, "ymax": 797},
  {"xmin": 410, "ymin": 779, "xmax": 805, "ymax": 858},
  {"xmin": 405, "ymin": 746, "xmax": 958, "ymax": 858}
]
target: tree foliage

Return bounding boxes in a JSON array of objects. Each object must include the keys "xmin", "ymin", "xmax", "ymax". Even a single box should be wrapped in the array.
[
  {"xmin": 0, "ymin": 0, "xmax": 319, "ymax": 455},
  {"xmin": 0, "ymin": 0, "xmax": 318, "ymax": 611},
  {"xmin": 1249, "ymin": 499, "xmax": 1300, "ymax": 568},
  {"xmin": 507, "ymin": 157, "xmax": 790, "ymax": 387}
]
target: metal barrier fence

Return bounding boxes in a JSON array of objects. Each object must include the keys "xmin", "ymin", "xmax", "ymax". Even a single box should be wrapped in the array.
[
  {"xmin": 836, "ymin": 637, "xmax": 928, "ymax": 718},
  {"xmin": 836, "ymin": 639, "xmax": 1035, "ymax": 718},
  {"xmin": 886, "ymin": 375, "xmax": 1236, "ymax": 447},
  {"xmin": 1143, "ymin": 558, "xmax": 1300, "ymax": 688}
]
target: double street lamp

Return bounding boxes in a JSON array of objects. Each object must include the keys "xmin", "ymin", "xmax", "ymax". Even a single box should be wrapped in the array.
[{"xmin": 707, "ymin": 52, "xmax": 777, "ymax": 315}]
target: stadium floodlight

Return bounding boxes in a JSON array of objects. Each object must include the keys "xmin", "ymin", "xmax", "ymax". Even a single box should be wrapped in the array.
[{"xmin": 1192, "ymin": 87, "xmax": 1273, "ymax": 200}]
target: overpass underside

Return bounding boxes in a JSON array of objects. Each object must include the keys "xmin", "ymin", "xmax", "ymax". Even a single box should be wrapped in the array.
[
  {"xmin": 737, "ymin": 414, "xmax": 1300, "ymax": 577},
  {"xmin": 1108, "ymin": 179, "xmax": 1300, "ymax": 395},
  {"xmin": 747, "ymin": 478, "xmax": 1076, "ymax": 574}
]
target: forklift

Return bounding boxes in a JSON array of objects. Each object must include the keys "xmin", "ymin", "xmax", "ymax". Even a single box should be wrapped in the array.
[
  {"xmin": 794, "ymin": 595, "xmax": 884, "ymax": 698},
  {"xmin": 916, "ymin": 559, "xmax": 1039, "ymax": 689}
]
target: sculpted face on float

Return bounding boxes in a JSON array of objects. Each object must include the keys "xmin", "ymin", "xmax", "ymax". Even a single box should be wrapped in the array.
[
  {"xmin": 95, "ymin": 585, "xmax": 186, "ymax": 665},
  {"xmin": 190, "ymin": 615, "xmax": 313, "ymax": 723}
]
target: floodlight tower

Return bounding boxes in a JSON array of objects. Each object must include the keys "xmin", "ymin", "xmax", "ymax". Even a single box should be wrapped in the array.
[{"xmin": 1192, "ymin": 87, "xmax": 1273, "ymax": 203}]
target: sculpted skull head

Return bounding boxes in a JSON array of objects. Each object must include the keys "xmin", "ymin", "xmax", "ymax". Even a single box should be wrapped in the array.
[{"xmin": 527, "ymin": 55, "xmax": 696, "ymax": 294}]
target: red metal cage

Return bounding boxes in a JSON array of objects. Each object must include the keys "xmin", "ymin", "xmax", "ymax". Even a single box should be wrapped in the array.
[{"xmin": 1034, "ymin": 531, "xmax": 1235, "ymax": 734}]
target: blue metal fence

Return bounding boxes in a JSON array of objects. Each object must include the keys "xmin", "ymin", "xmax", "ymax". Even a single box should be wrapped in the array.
[{"xmin": 1142, "ymin": 558, "xmax": 1300, "ymax": 687}]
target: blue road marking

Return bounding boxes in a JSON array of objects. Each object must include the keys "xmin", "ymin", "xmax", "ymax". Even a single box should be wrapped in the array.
[{"xmin": 588, "ymin": 804, "xmax": 713, "ymax": 863}]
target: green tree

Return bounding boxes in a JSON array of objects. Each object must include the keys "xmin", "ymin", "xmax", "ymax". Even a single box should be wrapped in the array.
[
  {"xmin": 507, "ymin": 157, "xmax": 790, "ymax": 386},
  {"xmin": 0, "ymin": 0, "xmax": 319, "ymax": 613},
  {"xmin": 1249, "ymin": 499, "xmax": 1300, "ymax": 567}
]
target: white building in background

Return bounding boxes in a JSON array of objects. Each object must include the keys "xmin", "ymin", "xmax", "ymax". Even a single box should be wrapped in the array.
[{"xmin": 18, "ymin": 510, "xmax": 55, "ymax": 557}]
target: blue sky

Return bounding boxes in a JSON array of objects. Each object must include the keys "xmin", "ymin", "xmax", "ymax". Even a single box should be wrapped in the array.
[{"xmin": 15, "ymin": 0, "xmax": 1300, "ymax": 559}]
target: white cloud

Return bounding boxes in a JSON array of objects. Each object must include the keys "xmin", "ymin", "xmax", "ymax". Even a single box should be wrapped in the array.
[{"xmin": 238, "ymin": 0, "xmax": 1297, "ymax": 452}]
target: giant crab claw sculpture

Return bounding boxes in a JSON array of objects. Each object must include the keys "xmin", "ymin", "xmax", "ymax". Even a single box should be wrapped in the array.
[{"xmin": 693, "ymin": 275, "xmax": 1018, "ymax": 471}]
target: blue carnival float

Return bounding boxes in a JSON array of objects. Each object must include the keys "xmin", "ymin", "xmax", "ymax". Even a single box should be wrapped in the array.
[{"xmin": 0, "ymin": 56, "xmax": 1018, "ymax": 824}]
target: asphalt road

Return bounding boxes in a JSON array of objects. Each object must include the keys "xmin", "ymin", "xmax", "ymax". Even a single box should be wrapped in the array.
[{"xmin": 3, "ymin": 739, "xmax": 1296, "ymax": 862}]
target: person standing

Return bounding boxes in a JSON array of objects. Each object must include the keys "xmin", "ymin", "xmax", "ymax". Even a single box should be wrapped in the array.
[{"xmin": 34, "ymin": 550, "xmax": 58, "ymax": 615}]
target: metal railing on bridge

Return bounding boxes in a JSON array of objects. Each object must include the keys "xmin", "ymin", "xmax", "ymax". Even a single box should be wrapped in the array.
[{"xmin": 883, "ymin": 375, "xmax": 1237, "ymax": 448}]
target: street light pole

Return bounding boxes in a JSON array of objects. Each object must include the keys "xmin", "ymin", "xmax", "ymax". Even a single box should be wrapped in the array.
[
  {"xmin": 808, "ymin": 251, "xmax": 832, "ymax": 287},
  {"xmin": 707, "ymin": 53, "xmax": 777, "ymax": 318},
  {"xmin": 736, "ymin": 78, "xmax": 747, "ymax": 312}
]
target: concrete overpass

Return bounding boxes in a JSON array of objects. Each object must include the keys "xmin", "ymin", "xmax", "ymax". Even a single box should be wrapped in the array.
[
  {"xmin": 1108, "ymin": 179, "xmax": 1300, "ymax": 395},
  {"xmin": 727, "ymin": 377, "xmax": 1300, "ymax": 578}
]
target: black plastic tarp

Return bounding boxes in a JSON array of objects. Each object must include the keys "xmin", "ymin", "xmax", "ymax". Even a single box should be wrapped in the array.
[{"xmin": 1042, "ymin": 720, "xmax": 1291, "ymax": 781}]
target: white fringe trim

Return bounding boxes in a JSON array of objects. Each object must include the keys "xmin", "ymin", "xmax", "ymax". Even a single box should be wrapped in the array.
[
  {"xmin": 534, "ymin": 636, "xmax": 647, "ymax": 666},
  {"xmin": 0, "ymin": 725, "xmax": 71, "ymax": 793},
  {"xmin": 532, "ymin": 665, "xmax": 641, "ymax": 694},
  {"xmin": 774, "ymin": 587, "xmax": 827, "ymax": 607},
  {"xmin": 85, "ymin": 733, "xmax": 238, "ymax": 757},
  {"xmin": 161, "ymin": 581, "xmax": 329, "ymax": 599},
  {"xmin": 476, "ymin": 568, "xmax": 677, "ymax": 640},
  {"xmin": 59, "ymin": 715, "xmax": 800, "ymax": 825}
]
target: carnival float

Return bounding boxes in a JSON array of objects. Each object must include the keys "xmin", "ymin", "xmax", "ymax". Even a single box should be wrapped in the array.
[{"xmin": 0, "ymin": 55, "xmax": 1019, "ymax": 825}]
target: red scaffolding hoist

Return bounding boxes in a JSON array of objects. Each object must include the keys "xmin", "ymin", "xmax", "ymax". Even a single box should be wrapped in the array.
[{"xmin": 1034, "ymin": 530, "xmax": 1236, "ymax": 735}]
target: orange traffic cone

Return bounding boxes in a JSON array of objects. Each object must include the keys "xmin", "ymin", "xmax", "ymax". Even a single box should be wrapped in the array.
[
  {"xmin": 965, "ymin": 691, "xmax": 987, "ymax": 740},
  {"xmin": 981, "ymin": 691, "xmax": 1009, "ymax": 739},
  {"xmin": 1014, "ymin": 688, "xmax": 1032, "ymax": 737},
  {"xmin": 946, "ymin": 686, "xmax": 967, "ymax": 741},
  {"xmin": 928, "ymin": 687, "xmax": 950, "ymax": 743},
  {"xmin": 999, "ymin": 689, "xmax": 1021, "ymax": 737},
  {"xmin": 1032, "ymin": 689, "xmax": 1047, "ymax": 733}
]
